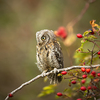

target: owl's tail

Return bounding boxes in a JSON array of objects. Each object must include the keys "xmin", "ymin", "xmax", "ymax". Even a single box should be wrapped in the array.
[{"xmin": 48, "ymin": 72, "xmax": 62, "ymax": 84}]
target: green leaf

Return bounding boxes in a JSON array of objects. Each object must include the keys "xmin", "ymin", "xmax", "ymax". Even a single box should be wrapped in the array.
[
  {"xmin": 43, "ymin": 84, "xmax": 57, "ymax": 90},
  {"xmin": 38, "ymin": 84, "xmax": 57, "ymax": 97},
  {"xmin": 74, "ymin": 52, "xmax": 91, "ymax": 64},
  {"xmin": 38, "ymin": 92, "xmax": 46, "ymax": 97},
  {"xmin": 85, "ymin": 77, "xmax": 91, "ymax": 84},
  {"xmin": 63, "ymin": 88, "xmax": 68, "ymax": 92},
  {"xmin": 87, "ymin": 35, "xmax": 97, "ymax": 40},
  {"xmin": 45, "ymin": 89, "xmax": 54, "ymax": 94},
  {"xmin": 88, "ymin": 74, "xmax": 95, "ymax": 79},
  {"xmin": 83, "ymin": 30, "xmax": 91, "ymax": 36},
  {"xmin": 43, "ymin": 86, "xmax": 52, "ymax": 90},
  {"xmin": 55, "ymin": 95, "xmax": 60, "ymax": 99},
  {"xmin": 83, "ymin": 90, "xmax": 88, "ymax": 96}
]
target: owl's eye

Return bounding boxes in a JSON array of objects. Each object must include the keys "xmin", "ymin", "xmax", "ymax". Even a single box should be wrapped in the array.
[{"xmin": 41, "ymin": 36, "xmax": 46, "ymax": 40}]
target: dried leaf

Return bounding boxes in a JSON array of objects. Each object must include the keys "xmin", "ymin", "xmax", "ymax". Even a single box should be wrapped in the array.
[{"xmin": 90, "ymin": 20, "xmax": 98, "ymax": 27}]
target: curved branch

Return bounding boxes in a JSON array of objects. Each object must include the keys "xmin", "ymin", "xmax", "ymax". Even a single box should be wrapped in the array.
[
  {"xmin": 5, "ymin": 64, "xmax": 100, "ymax": 100},
  {"xmin": 66, "ymin": 0, "xmax": 96, "ymax": 34}
]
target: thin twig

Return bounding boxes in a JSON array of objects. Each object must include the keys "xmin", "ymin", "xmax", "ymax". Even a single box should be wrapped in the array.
[
  {"xmin": 5, "ymin": 64, "xmax": 100, "ymax": 100},
  {"xmin": 66, "ymin": 1, "xmax": 89, "ymax": 33},
  {"xmin": 69, "ymin": 2, "xmax": 89, "ymax": 27},
  {"xmin": 66, "ymin": 0, "xmax": 96, "ymax": 34},
  {"xmin": 72, "ymin": 73, "xmax": 83, "ymax": 79},
  {"xmin": 90, "ymin": 44, "xmax": 95, "ymax": 65},
  {"xmin": 87, "ymin": 39, "xmax": 100, "ymax": 49}
]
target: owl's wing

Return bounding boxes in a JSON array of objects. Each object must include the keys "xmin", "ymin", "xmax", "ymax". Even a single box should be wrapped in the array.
[{"xmin": 53, "ymin": 41, "xmax": 64, "ymax": 69}]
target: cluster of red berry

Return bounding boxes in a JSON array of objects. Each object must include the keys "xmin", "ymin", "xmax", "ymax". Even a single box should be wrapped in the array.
[
  {"xmin": 55, "ymin": 27, "xmax": 67, "ymax": 39},
  {"xmin": 79, "ymin": 68, "xmax": 100, "ymax": 94},
  {"xmin": 56, "ymin": 69, "xmax": 100, "ymax": 99},
  {"xmin": 81, "ymin": 67, "xmax": 100, "ymax": 77}
]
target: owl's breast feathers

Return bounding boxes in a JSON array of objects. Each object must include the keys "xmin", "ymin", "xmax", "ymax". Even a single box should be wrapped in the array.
[{"xmin": 36, "ymin": 40, "xmax": 64, "ymax": 72}]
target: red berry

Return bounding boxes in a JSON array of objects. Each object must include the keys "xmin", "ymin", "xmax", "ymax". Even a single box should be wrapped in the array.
[
  {"xmin": 87, "ymin": 86, "xmax": 92, "ymax": 90},
  {"xmin": 78, "ymin": 49, "xmax": 81, "ymax": 52},
  {"xmin": 97, "ymin": 73, "xmax": 100, "ymax": 77},
  {"xmin": 81, "ymin": 79, "xmax": 86, "ymax": 84},
  {"xmin": 56, "ymin": 27, "xmax": 67, "ymax": 39},
  {"xmin": 83, "ymin": 62, "xmax": 85, "ymax": 65},
  {"xmin": 71, "ymin": 80, "xmax": 76, "ymax": 84},
  {"xmin": 91, "ymin": 74, "xmax": 96, "ymax": 77},
  {"xmin": 91, "ymin": 71, "xmax": 96, "ymax": 77},
  {"xmin": 9, "ymin": 93, "xmax": 13, "ymax": 97},
  {"xmin": 86, "ymin": 68, "xmax": 90, "ymax": 73},
  {"xmin": 80, "ymin": 86, "xmax": 86, "ymax": 91},
  {"xmin": 82, "ymin": 74, "xmax": 87, "ymax": 78},
  {"xmin": 90, "ymin": 30, "xmax": 94, "ymax": 35},
  {"xmin": 92, "ymin": 86, "xmax": 97, "ymax": 90},
  {"xmin": 77, "ymin": 98, "xmax": 82, "ymax": 100},
  {"xmin": 81, "ymin": 67, "xmax": 86, "ymax": 72},
  {"xmin": 91, "ymin": 71, "xmax": 96, "ymax": 75},
  {"xmin": 57, "ymin": 92, "xmax": 63, "ymax": 96},
  {"xmin": 77, "ymin": 34, "xmax": 83, "ymax": 38},
  {"xmin": 61, "ymin": 71, "xmax": 67, "ymax": 75},
  {"xmin": 97, "ymin": 51, "xmax": 100, "ymax": 55},
  {"xmin": 91, "ymin": 31, "xmax": 94, "ymax": 35}
]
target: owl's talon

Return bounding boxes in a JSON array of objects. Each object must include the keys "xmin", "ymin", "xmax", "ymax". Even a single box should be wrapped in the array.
[
  {"xmin": 58, "ymin": 70, "xmax": 60, "ymax": 72},
  {"xmin": 41, "ymin": 71, "xmax": 47, "ymax": 77},
  {"xmin": 54, "ymin": 68, "xmax": 57, "ymax": 74}
]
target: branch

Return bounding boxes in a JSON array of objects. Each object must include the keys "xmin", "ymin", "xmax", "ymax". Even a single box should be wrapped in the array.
[
  {"xmin": 5, "ymin": 64, "xmax": 100, "ymax": 100},
  {"xmin": 68, "ymin": 2, "xmax": 89, "ymax": 27},
  {"xmin": 66, "ymin": 1, "xmax": 89, "ymax": 33}
]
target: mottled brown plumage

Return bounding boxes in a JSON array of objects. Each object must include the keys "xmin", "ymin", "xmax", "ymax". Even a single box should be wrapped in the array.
[{"xmin": 36, "ymin": 29, "xmax": 64, "ymax": 84}]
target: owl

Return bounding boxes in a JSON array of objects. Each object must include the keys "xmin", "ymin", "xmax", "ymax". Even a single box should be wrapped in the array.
[{"xmin": 36, "ymin": 29, "xmax": 64, "ymax": 84}]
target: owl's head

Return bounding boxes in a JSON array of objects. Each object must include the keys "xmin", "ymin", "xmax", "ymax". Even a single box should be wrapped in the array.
[{"xmin": 36, "ymin": 29, "xmax": 56, "ymax": 46}]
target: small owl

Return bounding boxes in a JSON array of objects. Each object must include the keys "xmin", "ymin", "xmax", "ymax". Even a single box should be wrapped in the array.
[{"xmin": 36, "ymin": 29, "xmax": 64, "ymax": 84}]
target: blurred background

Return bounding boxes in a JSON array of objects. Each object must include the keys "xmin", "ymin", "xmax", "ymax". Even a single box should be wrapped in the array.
[{"xmin": 0, "ymin": 0, "xmax": 100, "ymax": 100}]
